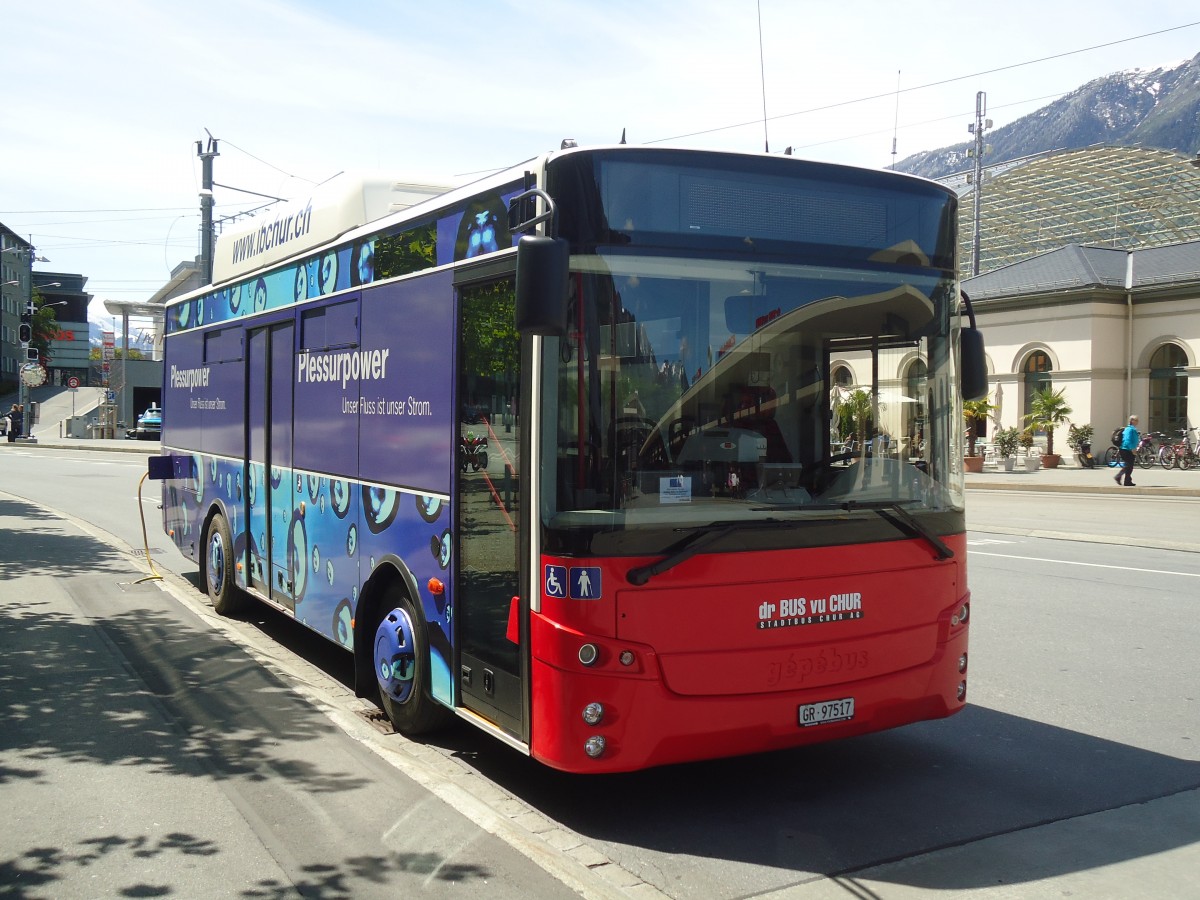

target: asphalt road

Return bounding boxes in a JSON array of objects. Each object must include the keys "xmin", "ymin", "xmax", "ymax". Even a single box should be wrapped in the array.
[{"xmin": 1, "ymin": 445, "xmax": 1198, "ymax": 898}]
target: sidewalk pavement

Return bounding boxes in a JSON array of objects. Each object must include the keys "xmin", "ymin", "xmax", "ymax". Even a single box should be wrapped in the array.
[
  {"xmin": 966, "ymin": 457, "xmax": 1200, "ymax": 498},
  {"xmin": 4, "ymin": 434, "xmax": 159, "ymax": 455},
  {"xmin": 0, "ymin": 494, "xmax": 611, "ymax": 899}
]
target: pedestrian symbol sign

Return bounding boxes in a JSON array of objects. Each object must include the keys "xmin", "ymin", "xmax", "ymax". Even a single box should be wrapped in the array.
[{"xmin": 570, "ymin": 567, "xmax": 602, "ymax": 600}]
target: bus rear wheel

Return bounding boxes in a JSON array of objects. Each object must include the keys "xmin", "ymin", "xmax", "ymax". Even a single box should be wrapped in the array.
[
  {"xmin": 373, "ymin": 588, "xmax": 452, "ymax": 735},
  {"xmin": 204, "ymin": 513, "xmax": 247, "ymax": 616}
]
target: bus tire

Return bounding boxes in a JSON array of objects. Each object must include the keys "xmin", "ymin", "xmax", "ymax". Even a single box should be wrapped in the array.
[
  {"xmin": 373, "ymin": 586, "xmax": 452, "ymax": 735},
  {"xmin": 204, "ymin": 513, "xmax": 247, "ymax": 616}
]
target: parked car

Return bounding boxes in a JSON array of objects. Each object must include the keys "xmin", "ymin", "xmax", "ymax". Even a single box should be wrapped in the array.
[{"xmin": 126, "ymin": 405, "xmax": 162, "ymax": 440}]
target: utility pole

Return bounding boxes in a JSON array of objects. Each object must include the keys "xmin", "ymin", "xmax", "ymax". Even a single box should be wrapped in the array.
[
  {"xmin": 197, "ymin": 135, "xmax": 220, "ymax": 284},
  {"xmin": 968, "ymin": 91, "xmax": 992, "ymax": 277}
]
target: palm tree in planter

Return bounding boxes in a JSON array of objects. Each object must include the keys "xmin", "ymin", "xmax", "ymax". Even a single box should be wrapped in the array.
[
  {"xmin": 1024, "ymin": 385, "xmax": 1073, "ymax": 467},
  {"xmin": 841, "ymin": 388, "xmax": 874, "ymax": 456},
  {"xmin": 962, "ymin": 396, "xmax": 996, "ymax": 472}
]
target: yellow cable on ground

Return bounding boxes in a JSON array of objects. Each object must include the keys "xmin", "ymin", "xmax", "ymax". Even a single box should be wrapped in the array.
[{"xmin": 135, "ymin": 471, "xmax": 164, "ymax": 583}]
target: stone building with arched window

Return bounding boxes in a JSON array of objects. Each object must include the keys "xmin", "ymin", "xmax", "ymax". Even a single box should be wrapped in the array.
[{"xmin": 963, "ymin": 240, "xmax": 1199, "ymax": 446}]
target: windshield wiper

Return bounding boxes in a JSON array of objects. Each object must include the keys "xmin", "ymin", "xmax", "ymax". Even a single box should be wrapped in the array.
[
  {"xmin": 626, "ymin": 502, "xmax": 952, "ymax": 586},
  {"xmin": 853, "ymin": 500, "xmax": 954, "ymax": 560},
  {"xmin": 752, "ymin": 499, "xmax": 954, "ymax": 560},
  {"xmin": 626, "ymin": 519, "xmax": 795, "ymax": 585}
]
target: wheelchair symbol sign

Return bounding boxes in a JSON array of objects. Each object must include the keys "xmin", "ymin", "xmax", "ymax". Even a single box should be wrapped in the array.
[{"xmin": 544, "ymin": 564, "xmax": 567, "ymax": 598}]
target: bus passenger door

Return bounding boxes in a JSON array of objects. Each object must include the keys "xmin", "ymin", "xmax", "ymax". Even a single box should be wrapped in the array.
[
  {"xmin": 246, "ymin": 321, "xmax": 297, "ymax": 613},
  {"xmin": 456, "ymin": 275, "xmax": 525, "ymax": 738}
]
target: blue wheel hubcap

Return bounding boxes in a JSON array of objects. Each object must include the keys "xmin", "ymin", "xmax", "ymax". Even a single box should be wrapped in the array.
[
  {"xmin": 208, "ymin": 529, "xmax": 226, "ymax": 594},
  {"xmin": 375, "ymin": 607, "xmax": 416, "ymax": 704}
]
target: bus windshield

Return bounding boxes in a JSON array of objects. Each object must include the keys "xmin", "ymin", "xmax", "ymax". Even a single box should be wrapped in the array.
[{"xmin": 540, "ymin": 250, "xmax": 963, "ymax": 538}]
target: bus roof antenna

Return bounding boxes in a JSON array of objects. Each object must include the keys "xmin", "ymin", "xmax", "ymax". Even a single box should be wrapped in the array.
[{"xmin": 620, "ymin": 128, "xmax": 626, "ymax": 145}]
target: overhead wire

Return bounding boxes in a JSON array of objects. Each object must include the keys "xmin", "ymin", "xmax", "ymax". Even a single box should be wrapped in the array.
[{"xmin": 646, "ymin": 20, "xmax": 1200, "ymax": 145}]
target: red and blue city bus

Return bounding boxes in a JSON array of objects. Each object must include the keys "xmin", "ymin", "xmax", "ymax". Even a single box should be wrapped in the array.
[{"xmin": 157, "ymin": 146, "xmax": 986, "ymax": 773}]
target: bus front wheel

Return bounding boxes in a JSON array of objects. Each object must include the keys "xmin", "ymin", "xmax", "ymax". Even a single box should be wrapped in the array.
[
  {"xmin": 373, "ymin": 588, "xmax": 451, "ymax": 735},
  {"xmin": 204, "ymin": 513, "xmax": 247, "ymax": 616}
]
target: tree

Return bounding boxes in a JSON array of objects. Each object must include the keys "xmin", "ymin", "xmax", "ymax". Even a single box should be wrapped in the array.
[
  {"xmin": 30, "ymin": 291, "xmax": 60, "ymax": 363},
  {"xmin": 1024, "ymin": 385, "xmax": 1072, "ymax": 457},
  {"xmin": 460, "ymin": 280, "xmax": 519, "ymax": 379},
  {"xmin": 962, "ymin": 396, "xmax": 997, "ymax": 457},
  {"xmin": 88, "ymin": 347, "xmax": 145, "ymax": 361},
  {"xmin": 841, "ymin": 389, "xmax": 874, "ymax": 452}
]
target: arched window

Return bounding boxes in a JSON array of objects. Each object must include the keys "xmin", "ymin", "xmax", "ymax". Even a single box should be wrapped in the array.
[
  {"xmin": 1023, "ymin": 351, "xmax": 1052, "ymax": 428},
  {"xmin": 830, "ymin": 366, "xmax": 855, "ymax": 443},
  {"xmin": 1148, "ymin": 344, "xmax": 1188, "ymax": 434}
]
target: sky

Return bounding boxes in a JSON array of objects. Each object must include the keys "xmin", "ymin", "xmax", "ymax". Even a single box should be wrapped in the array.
[{"xmin": 2, "ymin": 0, "xmax": 1198, "ymax": 330}]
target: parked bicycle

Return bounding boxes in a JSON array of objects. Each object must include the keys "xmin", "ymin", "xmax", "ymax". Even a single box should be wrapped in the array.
[
  {"xmin": 1160, "ymin": 427, "xmax": 1199, "ymax": 470},
  {"xmin": 1103, "ymin": 431, "xmax": 1159, "ymax": 469}
]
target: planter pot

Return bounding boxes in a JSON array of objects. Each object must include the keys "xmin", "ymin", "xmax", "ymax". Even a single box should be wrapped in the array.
[
  {"xmin": 964, "ymin": 456, "xmax": 984, "ymax": 473},
  {"xmin": 1023, "ymin": 456, "xmax": 1041, "ymax": 472},
  {"xmin": 1002, "ymin": 457, "xmax": 1015, "ymax": 472},
  {"xmin": 1041, "ymin": 454, "xmax": 1062, "ymax": 469}
]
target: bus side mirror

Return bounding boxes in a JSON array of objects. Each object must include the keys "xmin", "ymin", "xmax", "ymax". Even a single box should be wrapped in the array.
[
  {"xmin": 515, "ymin": 235, "xmax": 568, "ymax": 336},
  {"xmin": 959, "ymin": 326, "xmax": 987, "ymax": 401}
]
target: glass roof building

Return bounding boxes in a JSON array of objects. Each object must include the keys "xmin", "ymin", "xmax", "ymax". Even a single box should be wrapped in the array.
[{"xmin": 946, "ymin": 146, "xmax": 1200, "ymax": 278}]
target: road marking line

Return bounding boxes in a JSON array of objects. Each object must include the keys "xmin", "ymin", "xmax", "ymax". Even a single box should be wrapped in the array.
[{"xmin": 970, "ymin": 550, "xmax": 1200, "ymax": 579}]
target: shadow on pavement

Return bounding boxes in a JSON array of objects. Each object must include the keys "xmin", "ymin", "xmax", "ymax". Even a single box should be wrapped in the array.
[
  {"xmin": 456, "ymin": 694, "xmax": 1200, "ymax": 894},
  {"xmin": 0, "ymin": 495, "xmax": 516, "ymax": 898}
]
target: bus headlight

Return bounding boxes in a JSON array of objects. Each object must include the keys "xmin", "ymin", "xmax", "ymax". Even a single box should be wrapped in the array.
[
  {"xmin": 584, "ymin": 735, "xmax": 606, "ymax": 758},
  {"xmin": 582, "ymin": 702, "xmax": 604, "ymax": 726},
  {"xmin": 578, "ymin": 643, "xmax": 599, "ymax": 666}
]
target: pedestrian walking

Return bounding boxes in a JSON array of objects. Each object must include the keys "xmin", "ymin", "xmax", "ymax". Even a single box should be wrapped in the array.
[
  {"xmin": 1115, "ymin": 414, "xmax": 1139, "ymax": 487},
  {"xmin": 5, "ymin": 404, "xmax": 20, "ymax": 442}
]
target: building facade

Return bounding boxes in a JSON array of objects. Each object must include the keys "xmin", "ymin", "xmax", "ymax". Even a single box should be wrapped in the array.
[
  {"xmin": 963, "ymin": 241, "xmax": 1199, "ymax": 445},
  {"xmin": 1, "ymin": 228, "xmax": 34, "ymax": 395},
  {"xmin": 34, "ymin": 272, "xmax": 92, "ymax": 386}
]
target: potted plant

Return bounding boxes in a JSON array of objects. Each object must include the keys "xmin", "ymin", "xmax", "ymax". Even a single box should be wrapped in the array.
[
  {"xmin": 1066, "ymin": 423, "xmax": 1095, "ymax": 468},
  {"xmin": 993, "ymin": 426, "xmax": 1020, "ymax": 472},
  {"xmin": 1019, "ymin": 429, "xmax": 1040, "ymax": 471},
  {"xmin": 962, "ymin": 396, "xmax": 996, "ymax": 473},
  {"xmin": 1024, "ymin": 385, "xmax": 1073, "ymax": 468}
]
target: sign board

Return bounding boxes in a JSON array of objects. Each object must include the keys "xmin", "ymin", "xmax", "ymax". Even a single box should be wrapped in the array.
[{"xmin": 67, "ymin": 376, "xmax": 81, "ymax": 390}]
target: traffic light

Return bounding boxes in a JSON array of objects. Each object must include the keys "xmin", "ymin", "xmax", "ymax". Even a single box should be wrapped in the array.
[
  {"xmin": 18, "ymin": 323, "xmax": 32, "ymax": 343},
  {"xmin": 26, "ymin": 347, "xmax": 38, "ymax": 361}
]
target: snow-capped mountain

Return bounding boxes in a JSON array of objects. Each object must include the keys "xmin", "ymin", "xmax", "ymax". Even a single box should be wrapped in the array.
[{"xmin": 895, "ymin": 53, "xmax": 1200, "ymax": 181}]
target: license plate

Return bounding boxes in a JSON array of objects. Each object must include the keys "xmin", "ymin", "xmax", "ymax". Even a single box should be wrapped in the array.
[{"xmin": 798, "ymin": 697, "xmax": 855, "ymax": 727}]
